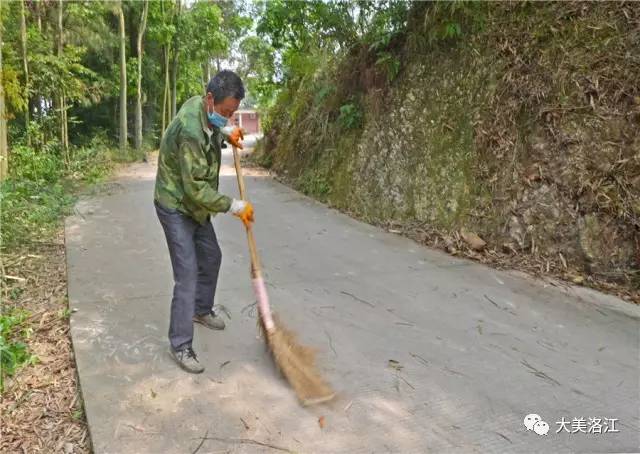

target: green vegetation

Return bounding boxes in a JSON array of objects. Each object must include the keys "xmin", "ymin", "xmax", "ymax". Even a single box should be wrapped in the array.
[
  {"xmin": 1, "ymin": 135, "xmax": 113, "ymax": 248},
  {"xmin": 0, "ymin": 308, "xmax": 36, "ymax": 391},
  {"xmin": 338, "ymin": 103, "xmax": 363, "ymax": 131},
  {"xmin": 1, "ymin": 0, "xmax": 253, "ymax": 247}
]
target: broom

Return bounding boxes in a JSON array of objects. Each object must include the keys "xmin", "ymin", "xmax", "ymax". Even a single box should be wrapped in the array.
[{"xmin": 231, "ymin": 145, "xmax": 335, "ymax": 406}]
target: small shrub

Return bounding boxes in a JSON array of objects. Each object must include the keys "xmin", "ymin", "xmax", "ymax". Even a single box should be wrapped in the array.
[
  {"xmin": 298, "ymin": 170, "xmax": 331, "ymax": 200},
  {"xmin": 256, "ymin": 151, "xmax": 274, "ymax": 169},
  {"xmin": 0, "ymin": 179, "xmax": 75, "ymax": 248},
  {"xmin": 375, "ymin": 51, "xmax": 401, "ymax": 81},
  {"xmin": 314, "ymin": 85, "xmax": 335, "ymax": 106},
  {"xmin": 338, "ymin": 103, "xmax": 363, "ymax": 130},
  {"xmin": 68, "ymin": 134, "xmax": 113, "ymax": 184},
  {"xmin": 0, "ymin": 309, "xmax": 37, "ymax": 392},
  {"xmin": 9, "ymin": 144, "xmax": 64, "ymax": 184},
  {"xmin": 443, "ymin": 22, "xmax": 463, "ymax": 39}
]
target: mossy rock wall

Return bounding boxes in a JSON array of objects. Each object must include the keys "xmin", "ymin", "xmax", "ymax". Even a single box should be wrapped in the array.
[{"xmin": 338, "ymin": 50, "xmax": 490, "ymax": 229}]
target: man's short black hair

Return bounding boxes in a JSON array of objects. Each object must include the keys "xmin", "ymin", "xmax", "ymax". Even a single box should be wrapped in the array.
[{"xmin": 207, "ymin": 70, "xmax": 245, "ymax": 104}]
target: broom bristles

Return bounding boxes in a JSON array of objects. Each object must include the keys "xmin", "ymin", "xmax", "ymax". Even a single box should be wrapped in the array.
[{"xmin": 259, "ymin": 314, "xmax": 335, "ymax": 406}]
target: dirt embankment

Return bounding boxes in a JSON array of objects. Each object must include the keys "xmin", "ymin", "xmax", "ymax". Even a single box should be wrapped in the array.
[{"xmin": 257, "ymin": 2, "xmax": 640, "ymax": 301}]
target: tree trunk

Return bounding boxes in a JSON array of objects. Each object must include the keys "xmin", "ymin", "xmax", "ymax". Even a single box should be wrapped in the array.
[
  {"xmin": 170, "ymin": 0, "xmax": 181, "ymax": 119},
  {"xmin": 134, "ymin": 0, "xmax": 148, "ymax": 152},
  {"xmin": 165, "ymin": 50, "xmax": 171, "ymax": 128},
  {"xmin": 20, "ymin": 0, "xmax": 30, "ymax": 146},
  {"xmin": 202, "ymin": 61, "xmax": 210, "ymax": 95},
  {"xmin": 0, "ymin": 0, "xmax": 8, "ymax": 181},
  {"xmin": 58, "ymin": 0, "xmax": 68, "ymax": 164},
  {"xmin": 32, "ymin": 1, "xmax": 42, "ymax": 122},
  {"xmin": 36, "ymin": 0, "xmax": 42, "ymax": 32},
  {"xmin": 161, "ymin": 46, "xmax": 169, "ymax": 134},
  {"xmin": 170, "ymin": 52, "xmax": 178, "ymax": 119},
  {"xmin": 118, "ymin": 0, "xmax": 127, "ymax": 155}
]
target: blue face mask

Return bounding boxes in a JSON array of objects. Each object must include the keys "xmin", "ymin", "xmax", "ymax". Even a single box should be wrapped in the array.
[{"xmin": 207, "ymin": 110, "xmax": 228, "ymax": 128}]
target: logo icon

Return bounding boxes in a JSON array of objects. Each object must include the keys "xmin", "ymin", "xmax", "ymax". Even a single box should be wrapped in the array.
[
  {"xmin": 524, "ymin": 414, "xmax": 549, "ymax": 435},
  {"xmin": 524, "ymin": 414, "xmax": 542, "ymax": 431},
  {"xmin": 534, "ymin": 420, "xmax": 550, "ymax": 435}
]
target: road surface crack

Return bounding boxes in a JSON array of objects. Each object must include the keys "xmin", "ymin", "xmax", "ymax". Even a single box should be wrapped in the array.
[
  {"xmin": 521, "ymin": 359, "xmax": 561, "ymax": 386},
  {"xmin": 340, "ymin": 290, "xmax": 376, "ymax": 307}
]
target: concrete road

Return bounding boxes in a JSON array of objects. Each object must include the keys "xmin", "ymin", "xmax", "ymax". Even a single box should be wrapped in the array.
[{"xmin": 66, "ymin": 150, "xmax": 640, "ymax": 453}]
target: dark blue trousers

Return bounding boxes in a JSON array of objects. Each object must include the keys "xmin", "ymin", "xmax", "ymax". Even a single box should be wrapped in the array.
[{"xmin": 155, "ymin": 201, "xmax": 222, "ymax": 350}]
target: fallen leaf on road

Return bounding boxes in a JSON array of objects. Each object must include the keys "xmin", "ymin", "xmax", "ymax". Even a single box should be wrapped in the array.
[
  {"xmin": 559, "ymin": 252, "xmax": 568, "ymax": 269},
  {"xmin": 571, "ymin": 275, "xmax": 584, "ymax": 284},
  {"xmin": 318, "ymin": 416, "xmax": 326, "ymax": 429},
  {"xmin": 443, "ymin": 236, "xmax": 457, "ymax": 254},
  {"xmin": 125, "ymin": 424, "xmax": 146, "ymax": 433},
  {"xmin": 461, "ymin": 229, "xmax": 486, "ymax": 251}
]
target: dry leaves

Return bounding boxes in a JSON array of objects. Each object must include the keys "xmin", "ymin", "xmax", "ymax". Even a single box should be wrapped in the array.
[
  {"xmin": 383, "ymin": 219, "xmax": 639, "ymax": 304},
  {"xmin": 318, "ymin": 416, "xmax": 326, "ymax": 429},
  {"xmin": 460, "ymin": 229, "xmax": 487, "ymax": 252},
  {"xmin": 1, "ymin": 236, "xmax": 90, "ymax": 454}
]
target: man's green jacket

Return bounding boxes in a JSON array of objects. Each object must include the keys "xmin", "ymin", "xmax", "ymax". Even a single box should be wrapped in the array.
[{"xmin": 154, "ymin": 96, "xmax": 232, "ymax": 224}]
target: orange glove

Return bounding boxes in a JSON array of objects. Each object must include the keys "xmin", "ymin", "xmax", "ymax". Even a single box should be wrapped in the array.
[
  {"xmin": 229, "ymin": 199, "xmax": 254, "ymax": 227},
  {"xmin": 227, "ymin": 127, "xmax": 244, "ymax": 150}
]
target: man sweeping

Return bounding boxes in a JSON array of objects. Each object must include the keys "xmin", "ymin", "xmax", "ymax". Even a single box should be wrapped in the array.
[{"xmin": 154, "ymin": 70, "xmax": 254, "ymax": 373}]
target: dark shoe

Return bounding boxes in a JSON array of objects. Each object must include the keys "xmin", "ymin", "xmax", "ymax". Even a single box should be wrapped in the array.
[
  {"xmin": 193, "ymin": 311, "xmax": 226, "ymax": 330},
  {"xmin": 170, "ymin": 346, "xmax": 204, "ymax": 374}
]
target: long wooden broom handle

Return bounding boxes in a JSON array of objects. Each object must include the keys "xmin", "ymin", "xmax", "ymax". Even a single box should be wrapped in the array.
[{"xmin": 231, "ymin": 145, "xmax": 262, "ymax": 278}]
